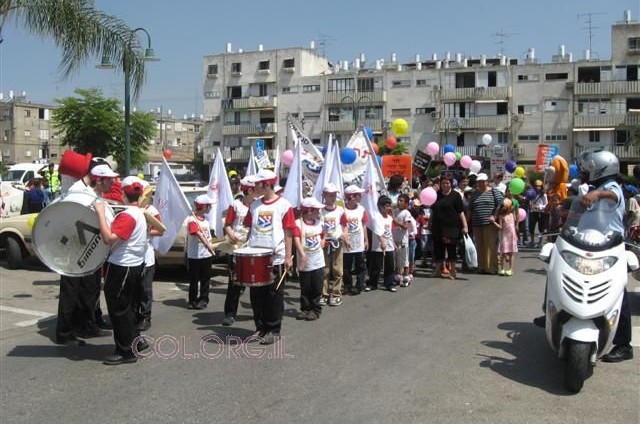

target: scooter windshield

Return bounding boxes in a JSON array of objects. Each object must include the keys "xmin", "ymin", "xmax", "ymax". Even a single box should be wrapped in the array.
[{"xmin": 560, "ymin": 196, "xmax": 623, "ymax": 251}]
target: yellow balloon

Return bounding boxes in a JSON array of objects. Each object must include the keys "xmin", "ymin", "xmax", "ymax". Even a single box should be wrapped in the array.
[
  {"xmin": 137, "ymin": 173, "xmax": 145, "ymax": 180},
  {"xmin": 514, "ymin": 166, "xmax": 526, "ymax": 178},
  {"xmin": 27, "ymin": 213, "xmax": 38, "ymax": 230},
  {"xmin": 391, "ymin": 118, "xmax": 409, "ymax": 136}
]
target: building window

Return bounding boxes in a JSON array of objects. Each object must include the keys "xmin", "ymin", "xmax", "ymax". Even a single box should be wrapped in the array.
[
  {"xmin": 357, "ymin": 78, "xmax": 374, "ymax": 92},
  {"xmin": 258, "ymin": 84, "xmax": 268, "ymax": 97},
  {"xmin": 227, "ymin": 86, "xmax": 242, "ymax": 99},
  {"xmin": 498, "ymin": 133, "xmax": 509, "ymax": 144},
  {"xmin": 282, "ymin": 86, "xmax": 298, "ymax": 94},
  {"xmin": 231, "ymin": 62, "xmax": 242, "ymax": 73},
  {"xmin": 303, "ymin": 111, "xmax": 321, "ymax": 119},
  {"xmin": 39, "ymin": 129, "xmax": 49, "ymax": 140},
  {"xmin": 545, "ymin": 72, "xmax": 569, "ymax": 80},
  {"xmin": 391, "ymin": 108, "xmax": 411, "ymax": 116},
  {"xmin": 517, "ymin": 74, "xmax": 540, "ymax": 82},
  {"xmin": 629, "ymin": 37, "xmax": 640, "ymax": 51},
  {"xmin": 24, "ymin": 130, "xmax": 31, "ymax": 137},
  {"xmin": 415, "ymin": 107, "xmax": 436, "ymax": 115},
  {"xmin": 456, "ymin": 133, "xmax": 465, "ymax": 147},
  {"xmin": 204, "ymin": 91, "xmax": 220, "ymax": 99},
  {"xmin": 545, "ymin": 134, "xmax": 568, "ymax": 141},
  {"xmin": 588, "ymin": 131, "xmax": 600, "ymax": 142},
  {"xmin": 391, "ymin": 80, "xmax": 411, "ymax": 88},
  {"xmin": 283, "ymin": 58, "xmax": 295, "ymax": 68},
  {"xmin": 258, "ymin": 60, "xmax": 270, "ymax": 70},
  {"xmin": 327, "ymin": 78, "xmax": 354, "ymax": 92},
  {"xmin": 544, "ymin": 99, "xmax": 568, "ymax": 112},
  {"xmin": 207, "ymin": 64, "xmax": 218, "ymax": 75},
  {"xmin": 615, "ymin": 130, "xmax": 629, "ymax": 145},
  {"xmin": 303, "ymin": 85, "xmax": 320, "ymax": 92},
  {"xmin": 24, "ymin": 109, "xmax": 31, "ymax": 118},
  {"xmin": 517, "ymin": 135, "xmax": 539, "ymax": 141}
]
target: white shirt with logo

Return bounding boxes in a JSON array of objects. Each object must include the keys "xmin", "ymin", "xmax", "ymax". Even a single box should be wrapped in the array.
[
  {"xmin": 296, "ymin": 218, "xmax": 325, "ymax": 272},
  {"xmin": 371, "ymin": 212, "xmax": 395, "ymax": 252},
  {"xmin": 343, "ymin": 205, "xmax": 368, "ymax": 253},
  {"xmin": 187, "ymin": 215, "xmax": 213, "ymax": 259},
  {"xmin": 245, "ymin": 196, "xmax": 294, "ymax": 265},
  {"xmin": 322, "ymin": 205, "xmax": 344, "ymax": 241},
  {"xmin": 108, "ymin": 208, "xmax": 147, "ymax": 267},
  {"xmin": 392, "ymin": 208, "xmax": 412, "ymax": 246}
]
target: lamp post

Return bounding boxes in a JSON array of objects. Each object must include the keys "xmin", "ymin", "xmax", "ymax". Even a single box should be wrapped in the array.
[
  {"xmin": 340, "ymin": 94, "xmax": 373, "ymax": 131},
  {"xmin": 97, "ymin": 27, "xmax": 159, "ymax": 175}
]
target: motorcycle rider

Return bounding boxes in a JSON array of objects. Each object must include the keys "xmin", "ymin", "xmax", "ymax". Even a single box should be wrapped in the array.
[{"xmin": 533, "ymin": 149, "xmax": 632, "ymax": 362}]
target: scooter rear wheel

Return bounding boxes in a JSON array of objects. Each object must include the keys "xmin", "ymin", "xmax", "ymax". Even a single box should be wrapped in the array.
[{"xmin": 565, "ymin": 340, "xmax": 592, "ymax": 393}]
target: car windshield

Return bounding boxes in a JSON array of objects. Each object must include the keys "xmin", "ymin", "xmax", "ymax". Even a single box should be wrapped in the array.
[
  {"xmin": 2, "ymin": 170, "xmax": 25, "ymax": 182},
  {"xmin": 560, "ymin": 195, "xmax": 623, "ymax": 251}
]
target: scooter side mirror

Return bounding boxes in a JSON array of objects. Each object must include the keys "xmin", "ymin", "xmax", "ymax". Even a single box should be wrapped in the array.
[
  {"xmin": 538, "ymin": 242, "xmax": 554, "ymax": 263},
  {"xmin": 626, "ymin": 250, "xmax": 639, "ymax": 272}
]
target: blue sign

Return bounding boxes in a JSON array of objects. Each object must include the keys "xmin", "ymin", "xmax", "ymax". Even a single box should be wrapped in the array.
[{"xmin": 256, "ymin": 139, "xmax": 265, "ymax": 156}]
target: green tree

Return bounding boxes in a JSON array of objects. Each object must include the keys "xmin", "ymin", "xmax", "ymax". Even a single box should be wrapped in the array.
[
  {"xmin": 52, "ymin": 88, "xmax": 155, "ymax": 173},
  {"xmin": 0, "ymin": 0, "xmax": 148, "ymax": 98}
]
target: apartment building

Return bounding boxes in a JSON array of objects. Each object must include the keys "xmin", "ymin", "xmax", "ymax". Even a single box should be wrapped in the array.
[{"xmin": 201, "ymin": 11, "xmax": 640, "ymax": 171}]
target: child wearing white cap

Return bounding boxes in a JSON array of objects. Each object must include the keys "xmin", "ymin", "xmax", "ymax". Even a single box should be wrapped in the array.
[
  {"xmin": 293, "ymin": 197, "xmax": 326, "ymax": 320},
  {"xmin": 186, "ymin": 194, "xmax": 216, "ymax": 310},
  {"xmin": 320, "ymin": 183, "xmax": 345, "ymax": 306},
  {"xmin": 342, "ymin": 185, "xmax": 369, "ymax": 295}
]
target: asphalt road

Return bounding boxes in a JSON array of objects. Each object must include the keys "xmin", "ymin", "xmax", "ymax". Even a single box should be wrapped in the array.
[{"xmin": 0, "ymin": 254, "xmax": 638, "ymax": 424}]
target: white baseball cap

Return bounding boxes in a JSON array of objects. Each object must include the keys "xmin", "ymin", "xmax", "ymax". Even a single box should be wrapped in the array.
[
  {"xmin": 194, "ymin": 194, "xmax": 214, "ymax": 205},
  {"xmin": 323, "ymin": 182, "xmax": 339, "ymax": 193},
  {"xmin": 476, "ymin": 173, "xmax": 488, "ymax": 182},
  {"xmin": 121, "ymin": 176, "xmax": 144, "ymax": 195},
  {"xmin": 344, "ymin": 185, "xmax": 365, "ymax": 195},
  {"xmin": 90, "ymin": 164, "xmax": 119, "ymax": 179},
  {"xmin": 300, "ymin": 197, "xmax": 325, "ymax": 210},
  {"xmin": 254, "ymin": 169, "xmax": 278, "ymax": 183},
  {"xmin": 240, "ymin": 175, "xmax": 256, "ymax": 188}
]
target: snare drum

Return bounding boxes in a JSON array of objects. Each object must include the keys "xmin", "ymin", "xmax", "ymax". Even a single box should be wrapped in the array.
[
  {"xmin": 32, "ymin": 190, "xmax": 114, "ymax": 277},
  {"xmin": 233, "ymin": 247, "xmax": 273, "ymax": 287}
]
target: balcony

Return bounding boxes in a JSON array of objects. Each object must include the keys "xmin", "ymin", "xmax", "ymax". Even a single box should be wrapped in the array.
[
  {"xmin": 222, "ymin": 122, "xmax": 278, "ymax": 136},
  {"xmin": 574, "ymin": 80, "xmax": 640, "ymax": 95},
  {"xmin": 440, "ymin": 86, "xmax": 509, "ymax": 101},
  {"xmin": 322, "ymin": 119, "xmax": 383, "ymax": 133},
  {"xmin": 222, "ymin": 148, "xmax": 277, "ymax": 162},
  {"xmin": 221, "ymin": 95, "xmax": 278, "ymax": 110},
  {"xmin": 439, "ymin": 115, "xmax": 510, "ymax": 131},
  {"xmin": 324, "ymin": 90, "xmax": 387, "ymax": 105},
  {"xmin": 575, "ymin": 144, "xmax": 640, "ymax": 160},
  {"xmin": 573, "ymin": 113, "xmax": 640, "ymax": 128}
]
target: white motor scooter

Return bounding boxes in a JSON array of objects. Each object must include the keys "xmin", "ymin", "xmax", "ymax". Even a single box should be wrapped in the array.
[{"xmin": 539, "ymin": 197, "xmax": 639, "ymax": 393}]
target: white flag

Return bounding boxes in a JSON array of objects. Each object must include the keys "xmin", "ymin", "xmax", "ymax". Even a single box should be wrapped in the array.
[
  {"xmin": 311, "ymin": 136, "xmax": 344, "ymax": 202},
  {"xmin": 273, "ymin": 144, "xmax": 281, "ymax": 186},
  {"xmin": 247, "ymin": 146, "xmax": 257, "ymax": 176},
  {"xmin": 151, "ymin": 158, "xmax": 192, "ymax": 255},
  {"xmin": 287, "ymin": 118, "xmax": 323, "ymax": 187},
  {"xmin": 342, "ymin": 130, "xmax": 385, "ymax": 193},
  {"xmin": 207, "ymin": 147, "xmax": 235, "ymax": 238},
  {"xmin": 361, "ymin": 154, "xmax": 382, "ymax": 232},
  {"xmin": 283, "ymin": 141, "xmax": 303, "ymax": 208}
]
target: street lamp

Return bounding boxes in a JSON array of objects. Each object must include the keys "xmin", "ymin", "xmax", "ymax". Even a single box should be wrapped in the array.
[
  {"xmin": 97, "ymin": 27, "xmax": 159, "ymax": 175},
  {"xmin": 340, "ymin": 94, "xmax": 373, "ymax": 131}
]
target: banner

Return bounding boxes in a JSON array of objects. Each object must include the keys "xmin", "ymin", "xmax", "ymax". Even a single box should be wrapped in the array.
[
  {"xmin": 206, "ymin": 147, "xmax": 235, "ymax": 239},
  {"xmin": 151, "ymin": 158, "xmax": 193, "ymax": 255},
  {"xmin": 535, "ymin": 144, "xmax": 559, "ymax": 172},
  {"xmin": 361, "ymin": 154, "xmax": 382, "ymax": 231},
  {"xmin": 381, "ymin": 155, "xmax": 412, "ymax": 181},
  {"xmin": 287, "ymin": 118, "xmax": 323, "ymax": 187},
  {"xmin": 413, "ymin": 150, "xmax": 431, "ymax": 175},
  {"xmin": 282, "ymin": 141, "xmax": 303, "ymax": 208},
  {"xmin": 311, "ymin": 136, "xmax": 344, "ymax": 202},
  {"xmin": 342, "ymin": 130, "xmax": 385, "ymax": 193}
]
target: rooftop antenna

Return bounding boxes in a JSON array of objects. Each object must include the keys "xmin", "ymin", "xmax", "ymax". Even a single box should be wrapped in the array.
[
  {"xmin": 491, "ymin": 29, "xmax": 518, "ymax": 55},
  {"xmin": 577, "ymin": 12, "xmax": 606, "ymax": 54},
  {"xmin": 316, "ymin": 33, "xmax": 334, "ymax": 58}
]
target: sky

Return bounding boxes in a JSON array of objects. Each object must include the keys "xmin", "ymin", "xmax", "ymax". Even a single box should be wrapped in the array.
[{"xmin": 0, "ymin": 0, "xmax": 636, "ymax": 118}]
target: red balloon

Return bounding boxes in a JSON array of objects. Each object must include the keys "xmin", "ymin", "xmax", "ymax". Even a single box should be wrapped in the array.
[
  {"xmin": 385, "ymin": 136, "xmax": 397, "ymax": 149},
  {"xmin": 163, "ymin": 149, "xmax": 173, "ymax": 159},
  {"xmin": 372, "ymin": 143, "xmax": 380, "ymax": 154}
]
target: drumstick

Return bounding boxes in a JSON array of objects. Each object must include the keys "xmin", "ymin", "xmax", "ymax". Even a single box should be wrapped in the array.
[{"xmin": 275, "ymin": 255, "xmax": 294, "ymax": 291}]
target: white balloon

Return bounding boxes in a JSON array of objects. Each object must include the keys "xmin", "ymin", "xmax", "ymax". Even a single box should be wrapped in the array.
[
  {"xmin": 482, "ymin": 134, "xmax": 492, "ymax": 146},
  {"xmin": 469, "ymin": 160, "xmax": 482, "ymax": 174}
]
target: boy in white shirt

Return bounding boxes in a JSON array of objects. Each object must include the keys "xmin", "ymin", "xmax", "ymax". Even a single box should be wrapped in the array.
[
  {"xmin": 341, "ymin": 185, "xmax": 369, "ymax": 295},
  {"xmin": 320, "ymin": 183, "xmax": 345, "ymax": 306},
  {"xmin": 366, "ymin": 195, "xmax": 397, "ymax": 292},
  {"xmin": 186, "ymin": 194, "xmax": 216, "ymax": 310},
  {"xmin": 393, "ymin": 193, "xmax": 413, "ymax": 286}
]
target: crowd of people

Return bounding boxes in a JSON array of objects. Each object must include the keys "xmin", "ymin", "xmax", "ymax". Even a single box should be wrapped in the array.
[{"xmin": 37, "ymin": 148, "xmax": 640, "ymax": 365}]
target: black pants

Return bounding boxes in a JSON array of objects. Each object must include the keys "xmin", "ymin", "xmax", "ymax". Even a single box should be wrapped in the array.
[
  {"xmin": 224, "ymin": 256, "xmax": 243, "ymax": 317},
  {"xmin": 134, "ymin": 265, "xmax": 154, "ymax": 322},
  {"xmin": 613, "ymin": 288, "xmax": 631, "ymax": 346},
  {"xmin": 299, "ymin": 268, "xmax": 324, "ymax": 315},
  {"xmin": 187, "ymin": 257, "xmax": 213, "ymax": 304},
  {"xmin": 432, "ymin": 235, "xmax": 458, "ymax": 262},
  {"xmin": 56, "ymin": 271, "xmax": 101, "ymax": 339},
  {"xmin": 104, "ymin": 262, "xmax": 144, "ymax": 355},
  {"xmin": 367, "ymin": 251, "xmax": 395, "ymax": 289},
  {"xmin": 249, "ymin": 265, "xmax": 285, "ymax": 334},
  {"xmin": 343, "ymin": 252, "xmax": 367, "ymax": 291}
]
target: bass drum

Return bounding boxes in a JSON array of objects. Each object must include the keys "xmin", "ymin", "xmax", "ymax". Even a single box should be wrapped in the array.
[{"xmin": 32, "ymin": 190, "xmax": 114, "ymax": 277}]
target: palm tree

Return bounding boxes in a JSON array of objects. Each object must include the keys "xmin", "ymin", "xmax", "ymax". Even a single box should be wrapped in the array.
[{"xmin": 0, "ymin": 0, "xmax": 147, "ymax": 98}]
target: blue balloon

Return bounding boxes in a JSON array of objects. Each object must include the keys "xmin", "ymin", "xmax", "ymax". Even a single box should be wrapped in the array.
[
  {"xmin": 525, "ymin": 188, "xmax": 536, "ymax": 200},
  {"xmin": 505, "ymin": 160, "xmax": 517, "ymax": 173},
  {"xmin": 365, "ymin": 126, "xmax": 374, "ymax": 141},
  {"xmin": 569, "ymin": 164, "xmax": 579, "ymax": 179},
  {"xmin": 340, "ymin": 148, "xmax": 357, "ymax": 165},
  {"xmin": 443, "ymin": 144, "xmax": 455, "ymax": 154},
  {"xmin": 377, "ymin": 155, "xmax": 382, "ymax": 166}
]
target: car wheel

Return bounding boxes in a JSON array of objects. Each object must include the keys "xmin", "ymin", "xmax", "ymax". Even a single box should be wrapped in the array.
[{"xmin": 6, "ymin": 237, "xmax": 24, "ymax": 269}]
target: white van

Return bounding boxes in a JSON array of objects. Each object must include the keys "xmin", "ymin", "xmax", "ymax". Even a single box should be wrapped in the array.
[{"xmin": 2, "ymin": 163, "xmax": 48, "ymax": 186}]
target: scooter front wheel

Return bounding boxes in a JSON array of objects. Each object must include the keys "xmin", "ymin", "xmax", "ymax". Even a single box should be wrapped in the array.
[{"xmin": 565, "ymin": 340, "xmax": 592, "ymax": 393}]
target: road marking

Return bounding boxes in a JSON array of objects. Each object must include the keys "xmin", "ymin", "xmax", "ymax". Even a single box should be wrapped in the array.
[{"xmin": 0, "ymin": 306, "xmax": 57, "ymax": 328}]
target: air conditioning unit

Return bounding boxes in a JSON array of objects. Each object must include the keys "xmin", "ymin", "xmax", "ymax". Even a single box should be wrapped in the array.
[
  {"xmin": 511, "ymin": 115, "xmax": 520, "ymax": 122},
  {"xmin": 430, "ymin": 111, "xmax": 438, "ymax": 118}
]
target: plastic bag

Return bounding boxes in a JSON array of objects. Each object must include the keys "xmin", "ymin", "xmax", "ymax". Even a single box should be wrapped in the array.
[{"xmin": 464, "ymin": 234, "xmax": 478, "ymax": 269}]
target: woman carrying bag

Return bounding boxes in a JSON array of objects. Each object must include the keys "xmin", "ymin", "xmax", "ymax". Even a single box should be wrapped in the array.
[{"xmin": 429, "ymin": 177, "xmax": 468, "ymax": 279}]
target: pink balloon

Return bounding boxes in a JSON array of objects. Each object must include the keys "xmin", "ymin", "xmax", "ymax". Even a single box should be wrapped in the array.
[
  {"xmin": 443, "ymin": 152, "xmax": 456, "ymax": 167},
  {"xmin": 460, "ymin": 155, "xmax": 472, "ymax": 169},
  {"xmin": 282, "ymin": 150, "xmax": 294, "ymax": 167},
  {"xmin": 420, "ymin": 187, "xmax": 438, "ymax": 206},
  {"xmin": 518, "ymin": 208, "xmax": 527, "ymax": 223},
  {"xmin": 426, "ymin": 141, "xmax": 439, "ymax": 156}
]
